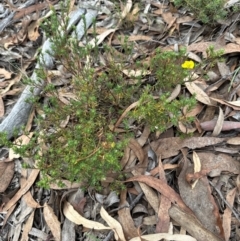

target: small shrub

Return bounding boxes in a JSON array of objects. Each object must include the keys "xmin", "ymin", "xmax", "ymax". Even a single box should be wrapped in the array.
[
  {"xmin": 150, "ymin": 48, "xmax": 190, "ymax": 91},
  {"xmin": 0, "ymin": 1, "xmax": 197, "ymax": 190},
  {"xmin": 174, "ymin": 0, "xmax": 227, "ymax": 24}
]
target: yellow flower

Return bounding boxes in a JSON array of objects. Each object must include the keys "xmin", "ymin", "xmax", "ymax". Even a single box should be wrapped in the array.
[{"xmin": 181, "ymin": 60, "xmax": 195, "ymax": 69}]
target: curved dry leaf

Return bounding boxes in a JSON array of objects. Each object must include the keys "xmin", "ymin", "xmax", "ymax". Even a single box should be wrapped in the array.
[
  {"xmin": 210, "ymin": 98, "xmax": 240, "ymax": 110},
  {"xmin": 217, "ymin": 62, "xmax": 230, "ymax": 78},
  {"xmin": 167, "ymin": 84, "xmax": 181, "ymax": 102},
  {"xmin": 136, "ymin": 125, "xmax": 150, "ymax": 146},
  {"xmin": 63, "ymin": 201, "xmax": 111, "ymax": 230},
  {"xmin": 151, "ymin": 137, "xmax": 224, "ymax": 159},
  {"xmin": 134, "ymin": 180, "xmax": 159, "ymax": 213},
  {"xmin": 28, "ymin": 20, "xmax": 41, "ymax": 41},
  {"xmin": 178, "ymin": 159, "xmax": 224, "ymax": 237},
  {"xmin": 121, "ymin": 0, "xmax": 132, "ymax": 19},
  {"xmin": 228, "ymin": 100, "xmax": 240, "ymax": 107},
  {"xmin": 187, "ymin": 52, "xmax": 202, "ymax": 63},
  {"xmin": 120, "ymin": 147, "xmax": 131, "ymax": 168},
  {"xmin": 185, "ymin": 82, "xmax": 212, "ymax": 105},
  {"xmin": 192, "ymin": 151, "xmax": 201, "ymax": 189},
  {"xmin": 129, "ymin": 233, "xmax": 197, "ymax": 241},
  {"xmin": 125, "ymin": 175, "xmax": 193, "ymax": 215},
  {"xmin": 118, "ymin": 205, "xmax": 138, "ymax": 239},
  {"xmin": 236, "ymin": 175, "xmax": 240, "ymax": 191},
  {"xmin": 200, "ymin": 120, "xmax": 240, "ymax": 131},
  {"xmin": 197, "ymin": 152, "xmax": 240, "ymax": 177},
  {"xmin": 128, "ymin": 139, "xmax": 145, "ymax": 163},
  {"xmin": 3, "ymin": 169, "xmax": 39, "ymax": 211},
  {"xmin": 222, "ymin": 188, "xmax": 237, "ymax": 241},
  {"xmin": 178, "ymin": 122, "xmax": 196, "ymax": 134},
  {"xmin": 1, "ymin": 80, "xmax": 17, "ymax": 96},
  {"xmin": 162, "ymin": 12, "xmax": 177, "ymax": 29},
  {"xmin": 193, "ymin": 152, "xmax": 201, "ymax": 173},
  {"xmin": 0, "ymin": 161, "xmax": 15, "ymax": 192},
  {"xmin": 169, "ymin": 206, "xmax": 223, "ymax": 241},
  {"xmin": 21, "ymin": 210, "xmax": 35, "ymax": 241},
  {"xmin": 9, "ymin": 133, "xmax": 34, "ymax": 160},
  {"xmin": 187, "ymin": 41, "xmax": 213, "ymax": 54},
  {"xmin": 114, "ymin": 100, "xmax": 139, "ymax": 129},
  {"xmin": 184, "ymin": 103, "xmax": 204, "ymax": 117},
  {"xmin": 89, "ymin": 29, "xmax": 116, "ymax": 47},
  {"xmin": 43, "ymin": 204, "xmax": 61, "ymax": 241},
  {"xmin": 0, "ymin": 96, "xmax": 4, "ymax": 117},
  {"xmin": 0, "ymin": 68, "xmax": 12, "ymax": 79},
  {"xmin": 23, "ymin": 191, "xmax": 42, "ymax": 208},
  {"xmin": 227, "ymin": 137, "xmax": 240, "ymax": 145},
  {"xmin": 224, "ymin": 43, "xmax": 240, "ymax": 54},
  {"xmin": 212, "ymin": 107, "xmax": 224, "ymax": 136},
  {"xmin": 156, "ymin": 159, "xmax": 171, "ymax": 233},
  {"xmin": 100, "ymin": 206, "xmax": 126, "ymax": 241}
]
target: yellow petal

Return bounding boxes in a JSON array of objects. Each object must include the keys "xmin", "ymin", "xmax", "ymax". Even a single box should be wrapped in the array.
[{"xmin": 181, "ymin": 60, "xmax": 195, "ymax": 69}]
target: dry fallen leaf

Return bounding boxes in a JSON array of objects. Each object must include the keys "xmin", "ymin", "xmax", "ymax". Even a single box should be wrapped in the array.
[
  {"xmin": 63, "ymin": 201, "xmax": 111, "ymax": 230},
  {"xmin": 118, "ymin": 203, "xmax": 138, "ymax": 239},
  {"xmin": 3, "ymin": 169, "xmax": 39, "ymax": 211},
  {"xmin": 21, "ymin": 210, "xmax": 35, "ymax": 241},
  {"xmin": 227, "ymin": 137, "xmax": 240, "ymax": 145},
  {"xmin": 178, "ymin": 158, "xmax": 224, "ymax": 238},
  {"xmin": 191, "ymin": 151, "xmax": 201, "ymax": 189},
  {"xmin": 169, "ymin": 205, "xmax": 224, "ymax": 241},
  {"xmin": 129, "ymin": 233, "xmax": 197, "ymax": 241},
  {"xmin": 210, "ymin": 97, "xmax": 240, "ymax": 110},
  {"xmin": 0, "ymin": 96, "xmax": 5, "ymax": 117},
  {"xmin": 212, "ymin": 107, "xmax": 224, "ymax": 136},
  {"xmin": 126, "ymin": 175, "xmax": 194, "ymax": 215},
  {"xmin": 200, "ymin": 120, "xmax": 240, "ymax": 131},
  {"xmin": 121, "ymin": 0, "xmax": 132, "ymax": 19},
  {"xmin": 128, "ymin": 138, "xmax": 146, "ymax": 164},
  {"xmin": 0, "ymin": 68, "xmax": 12, "ymax": 80},
  {"xmin": 197, "ymin": 152, "xmax": 240, "ymax": 177},
  {"xmin": 185, "ymin": 81, "xmax": 213, "ymax": 105},
  {"xmin": 9, "ymin": 133, "xmax": 34, "ymax": 160},
  {"xmin": 222, "ymin": 188, "xmax": 237, "ymax": 241},
  {"xmin": 151, "ymin": 137, "xmax": 225, "ymax": 159},
  {"xmin": 0, "ymin": 161, "xmax": 15, "ymax": 192},
  {"xmin": 43, "ymin": 204, "xmax": 61, "ymax": 241},
  {"xmin": 100, "ymin": 206, "xmax": 126, "ymax": 241},
  {"xmin": 27, "ymin": 20, "xmax": 41, "ymax": 41},
  {"xmin": 155, "ymin": 157, "xmax": 171, "ymax": 233},
  {"xmin": 132, "ymin": 170, "xmax": 159, "ymax": 213}
]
